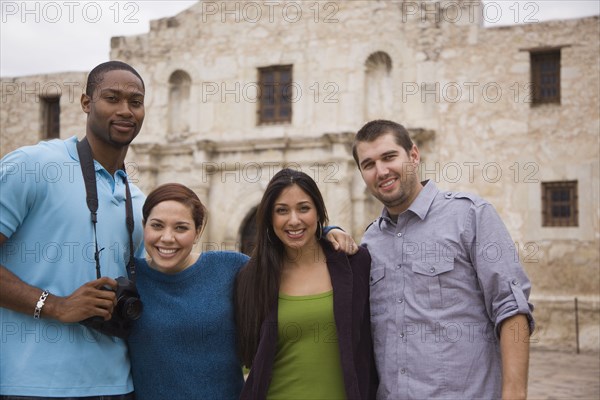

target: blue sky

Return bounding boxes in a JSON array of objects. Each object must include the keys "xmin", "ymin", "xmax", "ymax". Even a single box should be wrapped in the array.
[{"xmin": 1, "ymin": 0, "xmax": 598, "ymax": 77}]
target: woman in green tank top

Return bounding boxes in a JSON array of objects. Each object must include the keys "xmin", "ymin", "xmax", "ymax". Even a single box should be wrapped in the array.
[{"xmin": 235, "ymin": 169, "xmax": 378, "ymax": 399}]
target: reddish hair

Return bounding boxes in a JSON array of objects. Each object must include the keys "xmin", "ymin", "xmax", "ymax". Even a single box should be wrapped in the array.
[{"xmin": 142, "ymin": 183, "xmax": 207, "ymax": 232}]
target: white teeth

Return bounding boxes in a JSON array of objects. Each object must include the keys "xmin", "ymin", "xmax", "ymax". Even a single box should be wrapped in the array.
[
  {"xmin": 288, "ymin": 230, "xmax": 303, "ymax": 235},
  {"xmin": 381, "ymin": 179, "xmax": 395, "ymax": 188},
  {"xmin": 158, "ymin": 248, "xmax": 177, "ymax": 254}
]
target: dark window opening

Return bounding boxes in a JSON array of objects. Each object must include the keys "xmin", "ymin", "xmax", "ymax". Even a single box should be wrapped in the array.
[{"xmin": 41, "ymin": 96, "xmax": 60, "ymax": 139}]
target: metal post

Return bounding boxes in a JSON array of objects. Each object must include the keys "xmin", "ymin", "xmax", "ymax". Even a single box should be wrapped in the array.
[{"xmin": 574, "ymin": 297, "xmax": 580, "ymax": 354}]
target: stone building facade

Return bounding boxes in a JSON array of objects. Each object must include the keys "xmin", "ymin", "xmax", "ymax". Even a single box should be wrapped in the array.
[{"xmin": 1, "ymin": 1, "xmax": 598, "ymax": 352}]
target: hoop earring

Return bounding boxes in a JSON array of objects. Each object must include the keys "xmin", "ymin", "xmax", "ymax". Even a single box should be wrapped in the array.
[{"xmin": 316, "ymin": 221, "xmax": 323, "ymax": 240}]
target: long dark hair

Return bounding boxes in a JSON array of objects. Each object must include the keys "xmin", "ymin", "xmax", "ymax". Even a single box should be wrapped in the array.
[{"xmin": 235, "ymin": 168, "xmax": 329, "ymax": 368}]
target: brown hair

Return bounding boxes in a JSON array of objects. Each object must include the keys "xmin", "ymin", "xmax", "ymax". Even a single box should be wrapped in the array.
[
  {"xmin": 142, "ymin": 183, "xmax": 207, "ymax": 233},
  {"xmin": 352, "ymin": 119, "xmax": 414, "ymax": 169}
]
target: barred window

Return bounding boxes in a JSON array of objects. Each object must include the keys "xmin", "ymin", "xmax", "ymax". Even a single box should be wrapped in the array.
[
  {"xmin": 258, "ymin": 65, "xmax": 292, "ymax": 124},
  {"xmin": 531, "ymin": 50, "xmax": 560, "ymax": 105},
  {"xmin": 542, "ymin": 181, "xmax": 578, "ymax": 227}
]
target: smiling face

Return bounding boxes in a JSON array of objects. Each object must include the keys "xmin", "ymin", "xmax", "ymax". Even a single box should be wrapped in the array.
[
  {"xmin": 271, "ymin": 184, "xmax": 320, "ymax": 254},
  {"xmin": 81, "ymin": 69, "xmax": 145, "ymax": 149},
  {"xmin": 144, "ymin": 200, "xmax": 200, "ymax": 274},
  {"xmin": 356, "ymin": 132, "xmax": 423, "ymax": 216}
]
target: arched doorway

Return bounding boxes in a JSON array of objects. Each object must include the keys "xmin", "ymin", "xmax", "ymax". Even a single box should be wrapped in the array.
[{"xmin": 239, "ymin": 207, "xmax": 257, "ymax": 256}]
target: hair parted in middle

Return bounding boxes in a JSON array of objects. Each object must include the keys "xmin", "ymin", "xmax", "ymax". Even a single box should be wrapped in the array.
[{"xmin": 234, "ymin": 168, "xmax": 329, "ymax": 368}]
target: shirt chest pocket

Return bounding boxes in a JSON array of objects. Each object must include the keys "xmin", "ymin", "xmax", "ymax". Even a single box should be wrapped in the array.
[
  {"xmin": 410, "ymin": 259, "xmax": 459, "ymax": 309},
  {"xmin": 369, "ymin": 266, "xmax": 387, "ymax": 316}
]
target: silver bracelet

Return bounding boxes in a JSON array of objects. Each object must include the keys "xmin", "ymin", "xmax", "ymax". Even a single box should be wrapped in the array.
[{"xmin": 33, "ymin": 290, "xmax": 50, "ymax": 319}]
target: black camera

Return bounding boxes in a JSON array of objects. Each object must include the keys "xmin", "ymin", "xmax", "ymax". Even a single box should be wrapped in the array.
[{"xmin": 80, "ymin": 276, "xmax": 143, "ymax": 339}]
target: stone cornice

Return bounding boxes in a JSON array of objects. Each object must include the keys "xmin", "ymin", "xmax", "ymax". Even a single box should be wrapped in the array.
[
  {"xmin": 132, "ymin": 132, "xmax": 356, "ymax": 156},
  {"xmin": 131, "ymin": 129, "xmax": 435, "ymax": 157}
]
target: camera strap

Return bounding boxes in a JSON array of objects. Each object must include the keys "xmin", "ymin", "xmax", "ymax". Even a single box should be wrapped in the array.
[{"xmin": 76, "ymin": 137, "xmax": 136, "ymax": 282}]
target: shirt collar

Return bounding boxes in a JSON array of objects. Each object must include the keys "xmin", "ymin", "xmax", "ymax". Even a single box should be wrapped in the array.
[
  {"xmin": 407, "ymin": 179, "xmax": 438, "ymax": 220},
  {"xmin": 66, "ymin": 135, "xmax": 128, "ymax": 180},
  {"xmin": 65, "ymin": 135, "xmax": 81, "ymax": 162},
  {"xmin": 377, "ymin": 180, "xmax": 438, "ymax": 228}
]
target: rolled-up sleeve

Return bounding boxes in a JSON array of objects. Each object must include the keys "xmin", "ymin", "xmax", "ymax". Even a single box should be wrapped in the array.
[{"xmin": 468, "ymin": 202, "xmax": 535, "ymax": 337}]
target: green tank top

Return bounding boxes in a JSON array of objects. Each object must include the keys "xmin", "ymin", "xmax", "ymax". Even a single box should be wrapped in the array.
[{"xmin": 267, "ymin": 290, "xmax": 346, "ymax": 399}]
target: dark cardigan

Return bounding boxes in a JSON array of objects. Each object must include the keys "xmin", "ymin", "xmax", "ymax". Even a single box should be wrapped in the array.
[{"xmin": 240, "ymin": 241, "xmax": 379, "ymax": 399}]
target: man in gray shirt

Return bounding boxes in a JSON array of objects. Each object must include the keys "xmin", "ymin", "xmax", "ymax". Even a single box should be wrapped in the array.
[{"xmin": 352, "ymin": 120, "xmax": 534, "ymax": 400}]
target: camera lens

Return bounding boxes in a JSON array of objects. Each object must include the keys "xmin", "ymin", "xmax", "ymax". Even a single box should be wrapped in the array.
[{"xmin": 121, "ymin": 297, "xmax": 143, "ymax": 320}]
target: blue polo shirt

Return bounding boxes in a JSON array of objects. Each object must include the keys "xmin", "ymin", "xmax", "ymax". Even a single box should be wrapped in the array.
[{"xmin": 0, "ymin": 136, "xmax": 145, "ymax": 397}]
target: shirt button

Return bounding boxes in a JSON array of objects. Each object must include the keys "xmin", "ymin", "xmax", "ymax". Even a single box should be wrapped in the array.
[
  {"xmin": 399, "ymin": 333, "xmax": 404, "ymax": 338},
  {"xmin": 397, "ymin": 298, "xmax": 403, "ymax": 303},
  {"xmin": 396, "ymin": 264, "xmax": 401, "ymax": 270},
  {"xmin": 430, "ymin": 267, "xmax": 436, "ymax": 273},
  {"xmin": 445, "ymin": 192, "xmax": 453, "ymax": 199},
  {"xmin": 512, "ymin": 279, "xmax": 519, "ymax": 285},
  {"xmin": 400, "ymin": 368, "xmax": 406, "ymax": 374},
  {"xmin": 397, "ymin": 232, "xmax": 402, "ymax": 237}
]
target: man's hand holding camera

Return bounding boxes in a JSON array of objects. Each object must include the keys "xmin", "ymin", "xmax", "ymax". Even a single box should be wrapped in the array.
[
  {"xmin": 46, "ymin": 277, "xmax": 118, "ymax": 323},
  {"xmin": 0, "ymin": 259, "xmax": 119, "ymax": 324}
]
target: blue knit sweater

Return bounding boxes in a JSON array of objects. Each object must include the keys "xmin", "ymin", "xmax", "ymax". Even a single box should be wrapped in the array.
[{"xmin": 128, "ymin": 251, "xmax": 249, "ymax": 400}]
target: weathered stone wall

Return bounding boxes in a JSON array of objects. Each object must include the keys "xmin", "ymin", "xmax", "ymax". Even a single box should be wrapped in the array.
[
  {"xmin": 433, "ymin": 14, "xmax": 600, "ymax": 352},
  {"xmin": 1, "ymin": 1, "xmax": 598, "ymax": 351},
  {"xmin": 119, "ymin": 1, "xmax": 600, "ymax": 351},
  {"xmin": 1, "ymin": 72, "xmax": 88, "ymax": 156},
  {"xmin": 111, "ymin": 0, "xmax": 487, "ymax": 240}
]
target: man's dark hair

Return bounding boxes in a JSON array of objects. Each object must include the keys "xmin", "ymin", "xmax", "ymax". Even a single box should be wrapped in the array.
[
  {"xmin": 85, "ymin": 61, "xmax": 145, "ymax": 96},
  {"xmin": 352, "ymin": 120, "xmax": 414, "ymax": 169}
]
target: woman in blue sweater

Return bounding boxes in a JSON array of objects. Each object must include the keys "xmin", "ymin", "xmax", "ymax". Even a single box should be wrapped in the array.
[{"xmin": 127, "ymin": 183, "xmax": 248, "ymax": 399}]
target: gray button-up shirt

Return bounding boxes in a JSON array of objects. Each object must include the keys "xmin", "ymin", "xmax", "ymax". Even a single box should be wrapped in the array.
[{"xmin": 362, "ymin": 180, "xmax": 534, "ymax": 400}]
